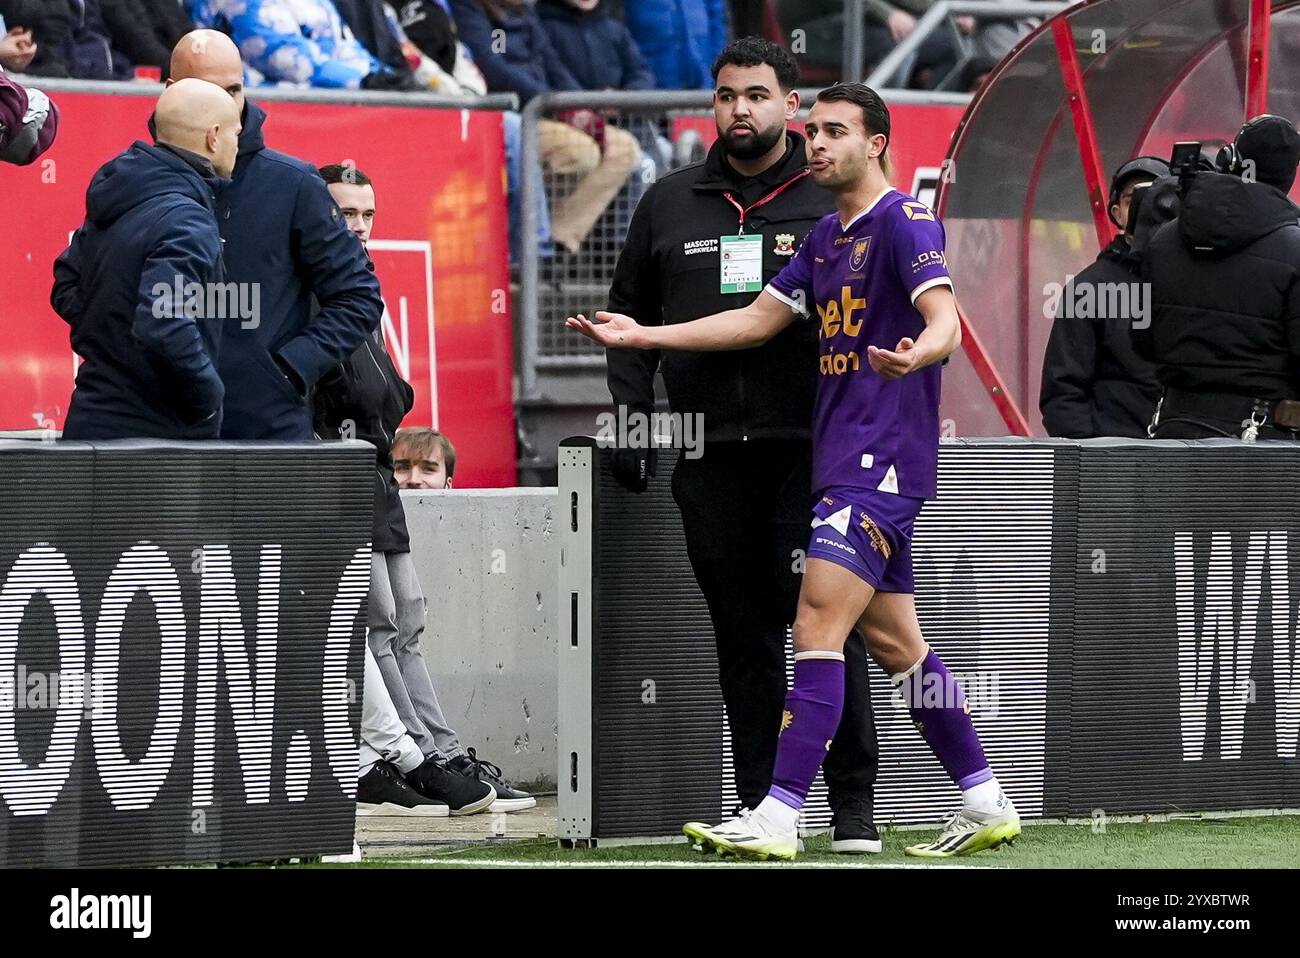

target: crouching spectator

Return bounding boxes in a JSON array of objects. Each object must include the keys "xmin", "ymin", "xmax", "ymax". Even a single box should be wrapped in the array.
[
  {"xmin": 393, "ymin": 426, "xmax": 455, "ymax": 489},
  {"xmin": 316, "ymin": 163, "xmax": 535, "ymax": 813}
]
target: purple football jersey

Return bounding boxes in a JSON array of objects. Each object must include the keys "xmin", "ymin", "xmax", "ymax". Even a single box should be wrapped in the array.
[{"xmin": 766, "ymin": 188, "xmax": 953, "ymax": 499}]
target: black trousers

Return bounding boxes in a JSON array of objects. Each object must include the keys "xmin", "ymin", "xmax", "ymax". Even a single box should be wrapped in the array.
[{"xmin": 671, "ymin": 439, "xmax": 879, "ymax": 812}]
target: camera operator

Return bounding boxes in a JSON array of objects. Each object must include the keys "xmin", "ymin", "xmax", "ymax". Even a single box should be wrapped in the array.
[
  {"xmin": 1141, "ymin": 115, "xmax": 1300, "ymax": 441},
  {"xmin": 1040, "ymin": 157, "xmax": 1167, "ymax": 438}
]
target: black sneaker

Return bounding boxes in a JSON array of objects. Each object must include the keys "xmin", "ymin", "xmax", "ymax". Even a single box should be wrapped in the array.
[
  {"xmin": 357, "ymin": 761, "xmax": 449, "ymax": 817},
  {"xmin": 831, "ymin": 800, "xmax": 882, "ymax": 854},
  {"xmin": 447, "ymin": 748, "xmax": 537, "ymax": 812},
  {"xmin": 405, "ymin": 757, "xmax": 495, "ymax": 816}
]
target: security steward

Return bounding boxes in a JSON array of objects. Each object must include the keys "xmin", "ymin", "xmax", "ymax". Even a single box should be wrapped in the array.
[
  {"xmin": 604, "ymin": 37, "xmax": 881, "ymax": 854},
  {"xmin": 1141, "ymin": 115, "xmax": 1300, "ymax": 441}
]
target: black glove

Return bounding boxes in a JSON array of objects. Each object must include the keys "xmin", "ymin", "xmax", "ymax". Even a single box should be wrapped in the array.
[{"xmin": 611, "ymin": 446, "xmax": 657, "ymax": 493}]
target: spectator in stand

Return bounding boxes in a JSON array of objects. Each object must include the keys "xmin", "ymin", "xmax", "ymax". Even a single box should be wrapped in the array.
[
  {"xmin": 453, "ymin": 0, "xmax": 641, "ymax": 253},
  {"xmin": 188, "ymin": 0, "xmax": 415, "ymax": 89},
  {"xmin": 388, "ymin": 0, "xmax": 486, "ymax": 95},
  {"xmin": 16, "ymin": 0, "xmax": 136, "ymax": 81},
  {"xmin": 100, "ymin": 0, "xmax": 197, "ymax": 80},
  {"xmin": 393, "ymin": 426, "xmax": 454, "ymax": 489},
  {"xmin": 536, "ymin": 0, "xmax": 656, "ymax": 242},
  {"xmin": 622, "ymin": 0, "xmax": 727, "ymax": 90},
  {"xmin": 0, "ymin": 13, "xmax": 38, "ymax": 73},
  {"xmin": 536, "ymin": 0, "xmax": 654, "ymax": 93},
  {"xmin": 0, "ymin": 1, "xmax": 73, "ymax": 77},
  {"xmin": 728, "ymin": 0, "xmax": 764, "ymax": 40},
  {"xmin": 776, "ymin": 0, "xmax": 965, "ymax": 90},
  {"xmin": 969, "ymin": 2, "xmax": 1039, "ymax": 67},
  {"xmin": 0, "ymin": 68, "xmax": 58, "ymax": 164}
]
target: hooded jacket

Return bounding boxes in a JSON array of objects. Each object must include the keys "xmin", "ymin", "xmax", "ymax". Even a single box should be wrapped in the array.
[
  {"xmin": 1141, "ymin": 172, "xmax": 1300, "ymax": 399},
  {"xmin": 606, "ymin": 131, "xmax": 831, "ymax": 442},
  {"xmin": 52, "ymin": 141, "xmax": 226, "ymax": 440},
  {"xmin": 1039, "ymin": 236, "xmax": 1160, "ymax": 438},
  {"xmin": 206, "ymin": 101, "xmax": 383, "ymax": 439}
]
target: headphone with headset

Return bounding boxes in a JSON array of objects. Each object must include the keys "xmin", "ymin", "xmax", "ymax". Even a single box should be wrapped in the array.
[{"xmin": 1215, "ymin": 114, "xmax": 1284, "ymax": 176}]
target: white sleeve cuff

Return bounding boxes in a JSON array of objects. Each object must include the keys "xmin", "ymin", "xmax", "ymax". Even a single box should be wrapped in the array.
[
  {"xmin": 910, "ymin": 276, "xmax": 954, "ymax": 303},
  {"xmin": 764, "ymin": 283, "xmax": 807, "ymax": 316}
]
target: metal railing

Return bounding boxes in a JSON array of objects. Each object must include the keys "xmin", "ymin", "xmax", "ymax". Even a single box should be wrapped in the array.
[
  {"xmin": 866, "ymin": 1, "xmax": 1069, "ymax": 89},
  {"xmin": 27, "ymin": 75, "xmax": 519, "ymax": 110}
]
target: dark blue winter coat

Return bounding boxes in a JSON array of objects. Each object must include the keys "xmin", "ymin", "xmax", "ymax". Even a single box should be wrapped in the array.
[
  {"xmin": 623, "ymin": 0, "xmax": 727, "ymax": 90},
  {"xmin": 535, "ymin": 0, "xmax": 655, "ymax": 91},
  {"xmin": 52, "ymin": 141, "xmax": 226, "ymax": 440},
  {"xmin": 212, "ymin": 101, "xmax": 383, "ymax": 439},
  {"xmin": 450, "ymin": 0, "xmax": 579, "ymax": 104}
]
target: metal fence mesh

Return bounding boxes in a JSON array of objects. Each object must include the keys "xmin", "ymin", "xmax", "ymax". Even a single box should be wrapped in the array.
[{"xmin": 532, "ymin": 106, "xmax": 716, "ymax": 364}]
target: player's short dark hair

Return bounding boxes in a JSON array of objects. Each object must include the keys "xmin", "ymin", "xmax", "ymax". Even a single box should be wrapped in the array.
[
  {"xmin": 815, "ymin": 82, "xmax": 894, "ymax": 180},
  {"xmin": 711, "ymin": 36, "xmax": 800, "ymax": 92},
  {"xmin": 394, "ymin": 426, "xmax": 456, "ymax": 479},
  {"xmin": 318, "ymin": 163, "xmax": 372, "ymax": 187}
]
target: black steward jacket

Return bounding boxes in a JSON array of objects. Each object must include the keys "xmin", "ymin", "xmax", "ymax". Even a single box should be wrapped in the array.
[{"xmin": 606, "ymin": 131, "xmax": 833, "ymax": 442}]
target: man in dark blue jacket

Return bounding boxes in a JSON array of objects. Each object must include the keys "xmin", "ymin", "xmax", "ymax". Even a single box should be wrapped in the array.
[
  {"xmin": 169, "ymin": 29, "xmax": 384, "ymax": 439},
  {"xmin": 52, "ymin": 79, "xmax": 240, "ymax": 440},
  {"xmin": 535, "ymin": 0, "xmax": 655, "ymax": 92},
  {"xmin": 451, "ymin": 0, "xmax": 580, "ymax": 104}
]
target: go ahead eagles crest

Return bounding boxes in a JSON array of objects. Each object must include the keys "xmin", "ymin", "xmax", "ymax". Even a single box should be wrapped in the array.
[
  {"xmin": 849, "ymin": 237, "xmax": 871, "ymax": 272},
  {"xmin": 774, "ymin": 233, "xmax": 796, "ymax": 256}
]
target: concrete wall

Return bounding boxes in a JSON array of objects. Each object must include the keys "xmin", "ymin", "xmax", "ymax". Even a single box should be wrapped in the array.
[{"xmin": 401, "ymin": 488, "xmax": 558, "ymax": 789}]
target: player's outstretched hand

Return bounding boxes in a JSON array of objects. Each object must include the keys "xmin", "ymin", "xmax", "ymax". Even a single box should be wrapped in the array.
[
  {"xmin": 867, "ymin": 337, "xmax": 918, "ymax": 380},
  {"xmin": 565, "ymin": 311, "xmax": 646, "ymax": 349}
]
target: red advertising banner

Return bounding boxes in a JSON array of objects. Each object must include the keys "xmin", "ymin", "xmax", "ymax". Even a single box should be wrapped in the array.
[{"xmin": 0, "ymin": 93, "xmax": 515, "ymax": 487}]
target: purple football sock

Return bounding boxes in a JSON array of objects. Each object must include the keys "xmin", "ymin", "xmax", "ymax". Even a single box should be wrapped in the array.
[
  {"xmin": 767, "ymin": 654, "xmax": 845, "ymax": 810},
  {"xmin": 899, "ymin": 649, "xmax": 991, "ymax": 789}
]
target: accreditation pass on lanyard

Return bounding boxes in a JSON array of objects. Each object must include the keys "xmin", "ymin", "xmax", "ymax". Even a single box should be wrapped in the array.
[
  {"xmin": 719, "ymin": 234, "xmax": 764, "ymax": 294},
  {"xmin": 718, "ymin": 169, "xmax": 810, "ymax": 296}
]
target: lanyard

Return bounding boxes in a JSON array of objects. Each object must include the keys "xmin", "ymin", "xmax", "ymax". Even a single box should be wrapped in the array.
[{"xmin": 722, "ymin": 168, "xmax": 811, "ymax": 235}]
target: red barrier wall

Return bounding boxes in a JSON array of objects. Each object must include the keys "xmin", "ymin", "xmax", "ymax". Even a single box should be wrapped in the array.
[{"xmin": 0, "ymin": 93, "xmax": 516, "ymax": 487}]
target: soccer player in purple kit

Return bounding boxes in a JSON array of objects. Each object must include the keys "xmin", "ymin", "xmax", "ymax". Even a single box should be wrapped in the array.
[{"xmin": 566, "ymin": 82, "xmax": 1020, "ymax": 860}]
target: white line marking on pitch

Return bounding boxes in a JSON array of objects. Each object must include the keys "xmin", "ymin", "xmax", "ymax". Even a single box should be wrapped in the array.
[{"xmin": 386, "ymin": 858, "xmax": 1003, "ymax": 869}]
